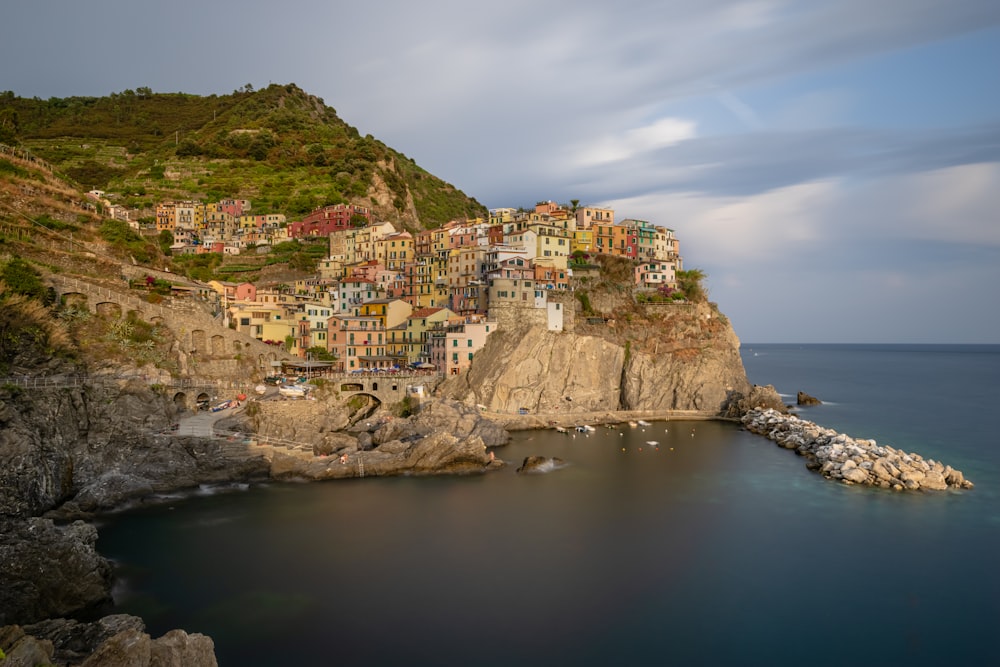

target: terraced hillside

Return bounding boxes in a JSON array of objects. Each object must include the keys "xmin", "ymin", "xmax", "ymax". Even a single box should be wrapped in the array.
[{"xmin": 1, "ymin": 84, "xmax": 486, "ymax": 230}]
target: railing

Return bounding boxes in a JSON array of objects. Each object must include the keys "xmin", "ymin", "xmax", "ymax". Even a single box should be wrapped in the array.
[{"xmin": 0, "ymin": 374, "xmax": 217, "ymax": 391}]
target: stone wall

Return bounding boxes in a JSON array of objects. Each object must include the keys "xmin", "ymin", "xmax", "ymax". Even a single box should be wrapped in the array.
[{"xmin": 47, "ymin": 274, "xmax": 293, "ymax": 381}]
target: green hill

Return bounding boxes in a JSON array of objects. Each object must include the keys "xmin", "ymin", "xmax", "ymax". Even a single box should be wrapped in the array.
[{"xmin": 0, "ymin": 84, "xmax": 486, "ymax": 229}]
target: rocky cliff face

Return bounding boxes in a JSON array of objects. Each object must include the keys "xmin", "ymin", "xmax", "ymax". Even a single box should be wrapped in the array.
[
  {"xmin": 0, "ymin": 380, "xmax": 268, "ymax": 520},
  {"xmin": 440, "ymin": 301, "xmax": 756, "ymax": 416}
]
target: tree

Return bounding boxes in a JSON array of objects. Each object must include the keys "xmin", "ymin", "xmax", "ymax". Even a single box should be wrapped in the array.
[
  {"xmin": 305, "ymin": 345, "xmax": 337, "ymax": 362},
  {"xmin": 158, "ymin": 229, "xmax": 174, "ymax": 255},
  {"xmin": 676, "ymin": 268, "xmax": 707, "ymax": 303},
  {"xmin": 0, "ymin": 107, "xmax": 19, "ymax": 144}
]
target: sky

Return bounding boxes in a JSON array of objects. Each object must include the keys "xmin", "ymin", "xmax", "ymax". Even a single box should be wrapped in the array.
[{"xmin": 4, "ymin": 0, "xmax": 1000, "ymax": 343}]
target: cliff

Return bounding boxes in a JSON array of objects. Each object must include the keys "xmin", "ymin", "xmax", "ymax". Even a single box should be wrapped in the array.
[{"xmin": 439, "ymin": 301, "xmax": 761, "ymax": 417}]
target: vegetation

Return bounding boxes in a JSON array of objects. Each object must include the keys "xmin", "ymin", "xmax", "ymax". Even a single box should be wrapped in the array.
[
  {"xmin": 304, "ymin": 345, "xmax": 337, "ymax": 362},
  {"xmin": 0, "ymin": 279, "xmax": 72, "ymax": 373},
  {"xmin": 676, "ymin": 268, "xmax": 708, "ymax": 303},
  {"xmin": 0, "ymin": 256, "xmax": 47, "ymax": 301},
  {"xmin": 394, "ymin": 394, "xmax": 415, "ymax": 418},
  {"xmin": 3, "ymin": 84, "xmax": 487, "ymax": 228},
  {"xmin": 99, "ymin": 218, "xmax": 159, "ymax": 264}
]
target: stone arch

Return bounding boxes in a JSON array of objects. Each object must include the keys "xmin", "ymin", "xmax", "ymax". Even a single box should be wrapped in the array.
[
  {"xmin": 95, "ymin": 301, "xmax": 122, "ymax": 318},
  {"xmin": 234, "ymin": 340, "xmax": 243, "ymax": 353},
  {"xmin": 62, "ymin": 292, "xmax": 89, "ymax": 311},
  {"xmin": 372, "ymin": 381, "xmax": 379, "ymax": 391},
  {"xmin": 150, "ymin": 316, "xmax": 164, "ymax": 326},
  {"xmin": 196, "ymin": 391, "xmax": 211, "ymax": 409},
  {"xmin": 172, "ymin": 391, "xmax": 188, "ymax": 410},
  {"xmin": 191, "ymin": 329, "xmax": 206, "ymax": 353},
  {"xmin": 211, "ymin": 334, "xmax": 225, "ymax": 356}
]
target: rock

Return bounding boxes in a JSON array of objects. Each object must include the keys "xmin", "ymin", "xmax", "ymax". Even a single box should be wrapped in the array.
[
  {"xmin": 66, "ymin": 626, "xmax": 216, "ymax": 667},
  {"xmin": 312, "ymin": 433, "xmax": 358, "ymax": 457},
  {"xmin": 0, "ymin": 625, "xmax": 54, "ymax": 666},
  {"xmin": 72, "ymin": 473, "xmax": 156, "ymax": 512},
  {"xmin": 23, "ymin": 615, "xmax": 145, "ymax": 665},
  {"xmin": 439, "ymin": 304, "xmax": 753, "ymax": 416},
  {"xmin": 269, "ymin": 430, "xmax": 497, "ymax": 481},
  {"xmin": 921, "ymin": 471, "xmax": 948, "ymax": 491},
  {"xmin": 841, "ymin": 467, "xmax": 869, "ymax": 484},
  {"xmin": 797, "ymin": 391, "xmax": 822, "ymax": 406},
  {"xmin": 373, "ymin": 398, "xmax": 509, "ymax": 449},
  {"xmin": 741, "ymin": 408, "xmax": 971, "ymax": 492},
  {"xmin": 0, "ymin": 518, "xmax": 112, "ymax": 625},
  {"xmin": 148, "ymin": 628, "xmax": 218, "ymax": 667},
  {"xmin": 516, "ymin": 456, "xmax": 567, "ymax": 474}
]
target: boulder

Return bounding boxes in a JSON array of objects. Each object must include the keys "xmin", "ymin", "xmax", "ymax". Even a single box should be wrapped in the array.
[
  {"xmin": 23, "ymin": 615, "xmax": 145, "ymax": 665},
  {"xmin": 797, "ymin": 391, "xmax": 822, "ymax": 406},
  {"xmin": 920, "ymin": 471, "xmax": 948, "ymax": 491},
  {"xmin": 373, "ymin": 398, "xmax": 509, "ymax": 449},
  {"xmin": 841, "ymin": 467, "xmax": 869, "ymax": 484},
  {"xmin": 0, "ymin": 625, "xmax": 54, "ymax": 666},
  {"xmin": 516, "ymin": 456, "xmax": 567, "ymax": 474}
]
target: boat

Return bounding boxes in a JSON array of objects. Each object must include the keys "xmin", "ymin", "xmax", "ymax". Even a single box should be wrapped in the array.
[
  {"xmin": 278, "ymin": 384, "xmax": 309, "ymax": 398},
  {"xmin": 254, "ymin": 384, "xmax": 267, "ymax": 395},
  {"xmin": 555, "ymin": 426, "xmax": 567, "ymax": 433},
  {"xmin": 628, "ymin": 421, "xmax": 638, "ymax": 428},
  {"xmin": 211, "ymin": 399, "xmax": 236, "ymax": 412},
  {"xmin": 582, "ymin": 424, "xmax": 596, "ymax": 432},
  {"xmin": 646, "ymin": 440, "xmax": 659, "ymax": 446},
  {"xmin": 637, "ymin": 420, "xmax": 651, "ymax": 426}
]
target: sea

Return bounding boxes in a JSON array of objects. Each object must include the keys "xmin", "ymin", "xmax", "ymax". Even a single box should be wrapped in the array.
[{"xmin": 97, "ymin": 344, "xmax": 1000, "ymax": 666}]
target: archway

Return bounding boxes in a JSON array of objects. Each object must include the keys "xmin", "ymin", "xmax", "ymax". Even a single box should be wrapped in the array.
[
  {"xmin": 191, "ymin": 329, "xmax": 206, "ymax": 353},
  {"xmin": 172, "ymin": 391, "xmax": 188, "ymax": 411},
  {"xmin": 96, "ymin": 301, "xmax": 122, "ymax": 318},
  {"xmin": 346, "ymin": 392, "xmax": 382, "ymax": 428},
  {"xmin": 211, "ymin": 334, "xmax": 225, "ymax": 356},
  {"xmin": 62, "ymin": 292, "xmax": 88, "ymax": 311}
]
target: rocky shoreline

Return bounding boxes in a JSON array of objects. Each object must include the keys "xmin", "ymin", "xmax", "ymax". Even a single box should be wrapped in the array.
[{"xmin": 742, "ymin": 408, "xmax": 973, "ymax": 491}]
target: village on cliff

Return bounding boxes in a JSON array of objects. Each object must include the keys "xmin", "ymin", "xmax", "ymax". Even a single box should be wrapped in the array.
[{"xmin": 100, "ymin": 193, "xmax": 686, "ymax": 377}]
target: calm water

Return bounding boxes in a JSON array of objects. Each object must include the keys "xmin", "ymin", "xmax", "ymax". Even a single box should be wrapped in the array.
[{"xmin": 98, "ymin": 344, "xmax": 1000, "ymax": 666}]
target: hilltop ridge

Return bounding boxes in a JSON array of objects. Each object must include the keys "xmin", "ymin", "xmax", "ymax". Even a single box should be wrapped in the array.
[{"xmin": 1, "ymin": 83, "xmax": 486, "ymax": 230}]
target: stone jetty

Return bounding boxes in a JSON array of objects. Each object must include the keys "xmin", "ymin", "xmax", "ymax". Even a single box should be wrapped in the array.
[{"xmin": 742, "ymin": 408, "xmax": 973, "ymax": 491}]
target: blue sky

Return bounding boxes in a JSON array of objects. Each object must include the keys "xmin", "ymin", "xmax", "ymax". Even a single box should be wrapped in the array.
[{"xmin": 3, "ymin": 0, "xmax": 1000, "ymax": 343}]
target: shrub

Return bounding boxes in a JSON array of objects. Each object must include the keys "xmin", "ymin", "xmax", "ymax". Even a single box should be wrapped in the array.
[{"xmin": 0, "ymin": 257, "xmax": 46, "ymax": 300}]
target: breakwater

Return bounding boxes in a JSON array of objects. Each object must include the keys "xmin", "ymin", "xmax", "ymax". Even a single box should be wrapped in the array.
[{"xmin": 742, "ymin": 408, "xmax": 973, "ymax": 491}]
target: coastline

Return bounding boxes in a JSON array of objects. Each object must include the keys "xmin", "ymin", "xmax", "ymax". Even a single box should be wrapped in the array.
[{"xmin": 477, "ymin": 408, "xmax": 724, "ymax": 431}]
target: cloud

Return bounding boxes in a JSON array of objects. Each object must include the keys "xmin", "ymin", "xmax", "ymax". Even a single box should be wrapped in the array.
[
  {"xmin": 602, "ymin": 160, "xmax": 1000, "ymax": 342},
  {"xmin": 572, "ymin": 117, "xmax": 698, "ymax": 166}
]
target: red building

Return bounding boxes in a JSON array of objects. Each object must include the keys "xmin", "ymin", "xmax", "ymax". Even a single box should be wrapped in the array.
[{"xmin": 288, "ymin": 204, "xmax": 372, "ymax": 238}]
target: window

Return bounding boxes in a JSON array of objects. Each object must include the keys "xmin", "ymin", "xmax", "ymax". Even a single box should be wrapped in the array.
[
  {"xmin": 468, "ymin": 339, "xmax": 473, "ymax": 347},
  {"xmin": 468, "ymin": 352, "xmax": 474, "ymax": 360}
]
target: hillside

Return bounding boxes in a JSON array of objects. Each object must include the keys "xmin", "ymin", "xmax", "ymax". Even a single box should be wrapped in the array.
[{"xmin": 0, "ymin": 84, "xmax": 486, "ymax": 229}]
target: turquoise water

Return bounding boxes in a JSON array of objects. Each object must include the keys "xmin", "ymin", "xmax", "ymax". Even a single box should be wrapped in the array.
[{"xmin": 98, "ymin": 345, "xmax": 1000, "ymax": 666}]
